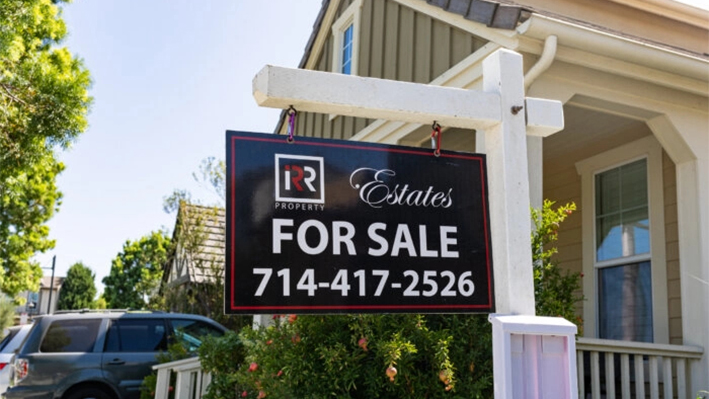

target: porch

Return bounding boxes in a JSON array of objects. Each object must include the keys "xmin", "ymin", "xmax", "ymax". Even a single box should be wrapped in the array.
[{"xmin": 152, "ymin": 338, "xmax": 704, "ymax": 399}]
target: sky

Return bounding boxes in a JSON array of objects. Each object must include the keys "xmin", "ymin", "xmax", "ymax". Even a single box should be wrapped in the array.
[
  {"xmin": 34, "ymin": 1, "xmax": 323, "ymax": 291},
  {"xmin": 33, "ymin": 0, "xmax": 708, "ymax": 293}
]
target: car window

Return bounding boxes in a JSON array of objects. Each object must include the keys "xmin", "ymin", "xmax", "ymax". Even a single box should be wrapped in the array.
[
  {"xmin": 170, "ymin": 319, "xmax": 224, "ymax": 351},
  {"xmin": 40, "ymin": 319, "xmax": 101, "ymax": 353},
  {"xmin": 104, "ymin": 319, "xmax": 167, "ymax": 352},
  {"xmin": 0, "ymin": 329, "xmax": 17, "ymax": 351}
]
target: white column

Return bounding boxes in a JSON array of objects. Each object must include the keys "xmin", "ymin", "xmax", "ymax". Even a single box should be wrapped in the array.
[
  {"xmin": 482, "ymin": 49, "xmax": 536, "ymax": 317},
  {"xmin": 526, "ymin": 136, "xmax": 543, "ymax": 211},
  {"xmin": 676, "ymin": 158, "xmax": 709, "ymax": 393}
]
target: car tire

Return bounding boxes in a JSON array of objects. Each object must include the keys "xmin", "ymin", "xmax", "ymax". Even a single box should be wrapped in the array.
[{"xmin": 64, "ymin": 386, "xmax": 114, "ymax": 399}]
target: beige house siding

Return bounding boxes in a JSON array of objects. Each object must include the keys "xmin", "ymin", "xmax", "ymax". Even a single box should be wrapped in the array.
[
  {"xmin": 544, "ymin": 120, "xmax": 682, "ymax": 341},
  {"xmin": 294, "ymin": 0, "xmax": 488, "ymax": 141}
]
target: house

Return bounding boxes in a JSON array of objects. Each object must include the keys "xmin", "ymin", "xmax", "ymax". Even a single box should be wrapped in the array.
[
  {"xmin": 162, "ymin": 203, "xmax": 227, "ymax": 320},
  {"xmin": 271, "ymin": 0, "xmax": 709, "ymax": 396},
  {"xmin": 17, "ymin": 276, "xmax": 64, "ymax": 317}
]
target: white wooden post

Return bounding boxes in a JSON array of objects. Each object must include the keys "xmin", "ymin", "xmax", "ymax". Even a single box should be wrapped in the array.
[{"xmin": 481, "ymin": 49, "xmax": 535, "ymax": 316}]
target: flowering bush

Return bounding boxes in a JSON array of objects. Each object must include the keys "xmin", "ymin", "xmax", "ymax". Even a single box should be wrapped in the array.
[{"xmin": 199, "ymin": 201, "xmax": 582, "ymax": 398}]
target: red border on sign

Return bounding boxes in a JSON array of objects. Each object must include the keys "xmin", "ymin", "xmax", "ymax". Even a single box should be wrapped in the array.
[{"xmin": 228, "ymin": 134, "xmax": 493, "ymax": 312}]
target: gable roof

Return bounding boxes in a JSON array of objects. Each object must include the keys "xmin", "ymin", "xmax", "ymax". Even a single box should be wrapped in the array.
[{"xmin": 164, "ymin": 203, "xmax": 225, "ymax": 287}]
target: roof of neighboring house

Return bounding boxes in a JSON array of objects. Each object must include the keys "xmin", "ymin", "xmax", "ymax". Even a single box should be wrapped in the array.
[
  {"xmin": 39, "ymin": 276, "xmax": 64, "ymax": 289},
  {"xmin": 164, "ymin": 203, "xmax": 225, "ymax": 286}
]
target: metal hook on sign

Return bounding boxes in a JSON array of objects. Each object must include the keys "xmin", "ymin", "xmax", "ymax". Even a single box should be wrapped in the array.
[
  {"xmin": 286, "ymin": 105, "xmax": 297, "ymax": 143},
  {"xmin": 431, "ymin": 121, "xmax": 442, "ymax": 157}
]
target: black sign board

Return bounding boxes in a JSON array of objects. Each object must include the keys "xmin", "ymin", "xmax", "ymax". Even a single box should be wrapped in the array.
[{"xmin": 226, "ymin": 131, "xmax": 494, "ymax": 314}]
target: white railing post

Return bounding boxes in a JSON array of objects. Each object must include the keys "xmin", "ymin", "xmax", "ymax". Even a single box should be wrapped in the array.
[
  {"xmin": 576, "ymin": 338, "xmax": 703, "ymax": 399},
  {"xmin": 153, "ymin": 357, "xmax": 210, "ymax": 399},
  {"xmin": 154, "ymin": 368, "xmax": 171, "ymax": 399}
]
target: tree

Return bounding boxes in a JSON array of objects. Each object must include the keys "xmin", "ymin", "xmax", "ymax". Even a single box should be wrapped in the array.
[
  {"xmin": 199, "ymin": 202, "xmax": 583, "ymax": 399},
  {"xmin": 0, "ymin": 0, "xmax": 92, "ymax": 298},
  {"xmin": 0, "ymin": 297, "xmax": 16, "ymax": 332},
  {"xmin": 0, "ymin": 0, "xmax": 92, "ymax": 181},
  {"xmin": 163, "ymin": 156, "xmax": 225, "ymax": 213},
  {"xmin": 0, "ymin": 155, "xmax": 63, "ymax": 297},
  {"xmin": 57, "ymin": 261, "xmax": 96, "ymax": 310},
  {"xmin": 103, "ymin": 231, "xmax": 171, "ymax": 309}
]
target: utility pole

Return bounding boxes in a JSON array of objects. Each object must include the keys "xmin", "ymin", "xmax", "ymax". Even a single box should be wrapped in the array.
[{"xmin": 45, "ymin": 255, "xmax": 56, "ymax": 314}]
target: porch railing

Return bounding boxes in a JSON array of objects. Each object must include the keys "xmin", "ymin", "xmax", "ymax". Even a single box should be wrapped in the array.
[
  {"xmin": 577, "ymin": 337, "xmax": 704, "ymax": 399},
  {"xmin": 153, "ymin": 356, "xmax": 210, "ymax": 399},
  {"xmin": 152, "ymin": 340, "xmax": 704, "ymax": 399}
]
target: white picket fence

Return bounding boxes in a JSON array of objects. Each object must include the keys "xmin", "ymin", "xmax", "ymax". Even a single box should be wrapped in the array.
[
  {"xmin": 153, "ymin": 357, "xmax": 210, "ymax": 399},
  {"xmin": 576, "ymin": 338, "xmax": 704, "ymax": 399}
]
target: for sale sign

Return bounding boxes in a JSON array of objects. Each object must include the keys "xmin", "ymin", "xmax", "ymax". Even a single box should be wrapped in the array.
[{"xmin": 225, "ymin": 131, "xmax": 494, "ymax": 314}]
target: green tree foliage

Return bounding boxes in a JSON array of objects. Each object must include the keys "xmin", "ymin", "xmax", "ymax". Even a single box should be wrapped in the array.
[
  {"xmin": 0, "ymin": 155, "xmax": 62, "ymax": 297},
  {"xmin": 103, "ymin": 231, "xmax": 171, "ymax": 309},
  {"xmin": 532, "ymin": 200, "xmax": 583, "ymax": 325},
  {"xmin": 199, "ymin": 202, "xmax": 582, "ymax": 398},
  {"xmin": 0, "ymin": 0, "xmax": 92, "ymax": 180},
  {"xmin": 57, "ymin": 261, "xmax": 96, "ymax": 310},
  {"xmin": 0, "ymin": 0, "xmax": 92, "ymax": 298},
  {"xmin": 0, "ymin": 297, "xmax": 16, "ymax": 332},
  {"xmin": 94, "ymin": 293, "xmax": 107, "ymax": 309}
]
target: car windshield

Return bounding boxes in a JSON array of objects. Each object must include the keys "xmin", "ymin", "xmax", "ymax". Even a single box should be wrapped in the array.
[{"xmin": 170, "ymin": 319, "xmax": 224, "ymax": 351}]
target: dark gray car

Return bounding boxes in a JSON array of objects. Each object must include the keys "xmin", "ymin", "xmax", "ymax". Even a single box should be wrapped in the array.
[{"xmin": 5, "ymin": 310, "xmax": 226, "ymax": 399}]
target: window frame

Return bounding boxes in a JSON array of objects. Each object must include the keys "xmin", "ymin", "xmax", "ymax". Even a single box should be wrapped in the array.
[
  {"xmin": 576, "ymin": 135, "xmax": 668, "ymax": 343},
  {"xmin": 331, "ymin": 0, "xmax": 362, "ymax": 77}
]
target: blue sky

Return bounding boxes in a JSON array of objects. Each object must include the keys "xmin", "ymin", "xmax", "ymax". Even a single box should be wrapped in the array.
[
  {"xmin": 35, "ymin": 1, "xmax": 322, "ymax": 291},
  {"xmin": 33, "ymin": 0, "xmax": 709, "ymax": 293}
]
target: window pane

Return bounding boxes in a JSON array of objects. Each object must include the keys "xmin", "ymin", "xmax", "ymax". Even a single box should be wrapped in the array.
[
  {"xmin": 622, "ymin": 207, "xmax": 650, "ymax": 256},
  {"xmin": 170, "ymin": 319, "xmax": 224, "ymax": 351},
  {"xmin": 40, "ymin": 319, "xmax": 101, "ymax": 353},
  {"xmin": 104, "ymin": 319, "xmax": 167, "ymax": 352},
  {"xmin": 595, "ymin": 168, "xmax": 620, "ymax": 216},
  {"xmin": 598, "ymin": 262, "xmax": 653, "ymax": 342},
  {"xmin": 596, "ymin": 213, "xmax": 622, "ymax": 261},
  {"xmin": 620, "ymin": 160, "xmax": 647, "ymax": 209},
  {"xmin": 595, "ymin": 159, "xmax": 649, "ymax": 262},
  {"xmin": 341, "ymin": 24, "xmax": 353, "ymax": 75}
]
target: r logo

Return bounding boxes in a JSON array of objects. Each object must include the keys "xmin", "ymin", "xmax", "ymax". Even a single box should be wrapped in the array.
[
  {"xmin": 275, "ymin": 154, "xmax": 325, "ymax": 204},
  {"xmin": 284, "ymin": 165, "xmax": 317, "ymax": 192}
]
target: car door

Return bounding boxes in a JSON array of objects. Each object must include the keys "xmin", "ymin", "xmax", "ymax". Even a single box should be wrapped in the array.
[{"xmin": 102, "ymin": 318, "xmax": 167, "ymax": 399}]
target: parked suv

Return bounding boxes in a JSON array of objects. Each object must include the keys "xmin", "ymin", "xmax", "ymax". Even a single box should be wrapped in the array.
[{"xmin": 5, "ymin": 310, "xmax": 227, "ymax": 399}]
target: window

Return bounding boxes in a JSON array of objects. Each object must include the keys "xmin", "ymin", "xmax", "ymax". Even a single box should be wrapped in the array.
[
  {"xmin": 594, "ymin": 159, "xmax": 652, "ymax": 341},
  {"xmin": 331, "ymin": 0, "xmax": 362, "ymax": 76},
  {"xmin": 104, "ymin": 319, "xmax": 167, "ymax": 352},
  {"xmin": 170, "ymin": 319, "xmax": 224, "ymax": 352},
  {"xmin": 576, "ymin": 136, "xmax": 668, "ymax": 343},
  {"xmin": 40, "ymin": 319, "xmax": 101, "ymax": 353},
  {"xmin": 341, "ymin": 24, "xmax": 354, "ymax": 74}
]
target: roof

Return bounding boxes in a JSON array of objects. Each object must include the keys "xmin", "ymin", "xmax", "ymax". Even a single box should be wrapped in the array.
[
  {"xmin": 39, "ymin": 277, "xmax": 64, "ymax": 289},
  {"xmin": 425, "ymin": 0, "xmax": 527, "ymax": 28}
]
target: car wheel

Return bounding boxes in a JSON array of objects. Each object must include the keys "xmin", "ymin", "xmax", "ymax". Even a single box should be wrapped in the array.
[{"xmin": 64, "ymin": 386, "xmax": 114, "ymax": 399}]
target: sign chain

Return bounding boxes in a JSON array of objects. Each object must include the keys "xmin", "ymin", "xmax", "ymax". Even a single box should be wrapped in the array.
[
  {"xmin": 286, "ymin": 105, "xmax": 298, "ymax": 143},
  {"xmin": 431, "ymin": 121, "xmax": 442, "ymax": 157}
]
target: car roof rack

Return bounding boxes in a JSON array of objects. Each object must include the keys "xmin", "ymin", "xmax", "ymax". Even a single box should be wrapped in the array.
[{"xmin": 52, "ymin": 309, "xmax": 166, "ymax": 314}]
